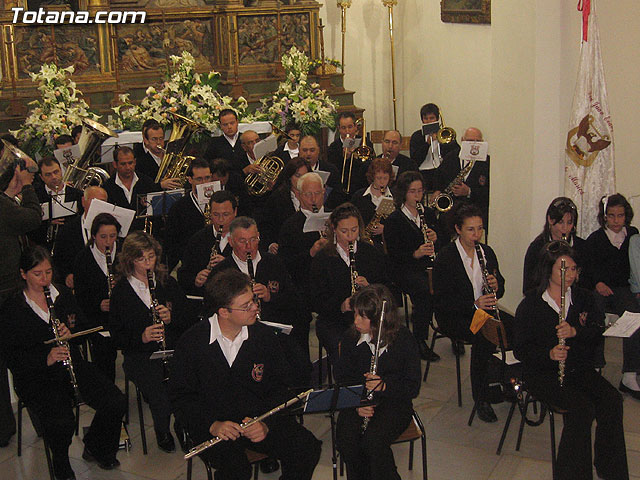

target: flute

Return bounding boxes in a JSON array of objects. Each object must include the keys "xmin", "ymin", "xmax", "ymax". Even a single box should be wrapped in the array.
[
  {"xmin": 558, "ymin": 258, "xmax": 567, "ymax": 386},
  {"xmin": 184, "ymin": 389, "xmax": 313, "ymax": 460},
  {"xmin": 362, "ymin": 300, "xmax": 387, "ymax": 432}
]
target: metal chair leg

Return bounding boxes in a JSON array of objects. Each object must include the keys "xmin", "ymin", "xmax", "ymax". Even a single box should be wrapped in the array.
[
  {"xmin": 135, "ymin": 386, "xmax": 148, "ymax": 455},
  {"xmin": 496, "ymin": 401, "xmax": 517, "ymax": 455},
  {"xmin": 422, "ymin": 333, "xmax": 439, "ymax": 382},
  {"xmin": 455, "ymin": 349, "xmax": 462, "ymax": 407},
  {"xmin": 408, "ymin": 439, "xmax": 414, "ymax": 470},
  {"xmin": 549, "ymin": 411, "xmax": 557, "ymax": 479},
  {"xmin": 187, "ymin": 458, "xmax": 192, "ymax": 480}
]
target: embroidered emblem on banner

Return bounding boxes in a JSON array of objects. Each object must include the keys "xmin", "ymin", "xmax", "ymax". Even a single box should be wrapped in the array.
[
  {"xmin": 252, "ymin": 363, "xmax": 264, "ymax": 382},
  {"xmin": 566, "ymin": 113, "xmax": 611, "ymax": 168},
  {"xmin": 268, "ymin": 280, "xmax": 280, "ymax": 293}
]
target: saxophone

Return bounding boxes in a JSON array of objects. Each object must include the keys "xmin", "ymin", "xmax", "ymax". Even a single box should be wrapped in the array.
[
  {"xmin": 362, "ymin": 299, "xmax": 387, "ymax": 432},
  {"xmin": 246, "ymin": 252, "xmax": 262, "ymax": 321},
  {"xmin": 348, "ymin": 241, "xmax": 359, "ymax": 296},
  {"xmin": 429, "ymin": 160, "xmax": 476, "ymax": 213},
  {"xmin": 416, "ymin": 202, "xmax": 435, "ymax": 295},
  {"xmin": 206, "ymin": 225, "xmax": 222, "ymax": 272},
  {"xmin": 105, "ymin": 246, "xmax": 115, "ymax": 299},
  {"xmin": 558, "ymin": 258, "xmax": 567, "ymax": 386},
  {"xmin": 44, "ymin": 286, "xmax": 82, "ymax": 403},
  {"xmin": 147, "ymin": 270, "xmax": 170, "ymax": 382},
  {"xmin": 474, "ymin": 241, "xmax": 501, "ymax": 322}
]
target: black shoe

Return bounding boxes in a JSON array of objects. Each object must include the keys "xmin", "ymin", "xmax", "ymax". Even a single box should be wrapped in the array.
[
  {"xmin": 82, "ymin": 446, "xmax": 120, "ymax": 470},
  {"xmin": 619, "ymin": 381, "xmax": 640, "ymax": 400},
  {"xmin": 418, "ymin": 341, "xmax": 440, "ymax": 362},
  {"xmin": 156, "ymin": 431, "xmax": 176, "ymax": 453},
  {"xmin": 451, "ymin": 341, "xmax": 466, "ymax": 356},
  {"xmin": 476, "ymin": 401, "xmax": 498, "ymax": 423},
  {"xmin": 53, "ymin": 458, "xmax": 75, "ymax": 480},
  {"xmin": 54, "ymin": 472, "xmax": 76, "ymax": 480},
  {"xmin": 174, "ymin": 420, "xmax": 188, "ymax": 454},
  {"xmin": 259, "ymin": 458, "xmax": 280, "ymax": 474}
]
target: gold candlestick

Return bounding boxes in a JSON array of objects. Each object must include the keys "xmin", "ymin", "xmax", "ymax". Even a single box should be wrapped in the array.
[
  {"xmin": 382, "ymin": 0, "xmax": 398, "ymax": 130},
  {"xmin": 337, "ymin": 0, "xmax": 352, "ymax": 74}
]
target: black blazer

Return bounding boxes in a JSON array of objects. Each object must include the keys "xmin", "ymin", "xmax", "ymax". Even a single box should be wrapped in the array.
[
  {"xmin": 30, "ymin": 184, "xmax": 83, "ymax": 248},
  {"xmin": 204, "ymin": 135, "xmax": 243, "ymax": 163},
  {"xmin": 585, "ymin": 226, "xmax": 639, "ymax": 289},
  {"xmin": 437, "ymin": 152, "xmax": 490, "ymax": 219},
  {"xmin": 433, "ymin": 241, "xmax": 505, "ymax": 341},
  {"xmin": 257, "ymin": 187, "xmax": 297, "ymax": 247},
  {"xmin": 176, "ymin": 226, "xmax": 233, "ymax": 297},
  {"xmin": 409, "ymin": 130, "xmax": 460, "ymax": 170},
  {"xmin": 133, "ymin": 142, "xmax": 160, "ymax": 181},
  {"xmin": 326, "ymin": 136, "xmax": 375, "ymax": 170},
  {"xmin": 53, "ymin": 215, "xmax": 87, "ymax": 282},
  {"xmin": 165, "ymin": 193, "xmax": 206, "ymax": 271}
]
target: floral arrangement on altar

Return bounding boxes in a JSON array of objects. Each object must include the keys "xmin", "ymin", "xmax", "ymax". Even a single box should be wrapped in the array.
[
  {"xmin": 110, "ymin": 51, "xmax": 250, "ymax": 132},
  {"xmin": 308, "ymin": 58, "xmax": 342, "ymax": 74},
  {"xmin": 257, "ymin": 46, "xmax": 338, "ymax": 136},
  {"xmin": 12, "ymin": 64, "xmax": 99, "ymax": 158}
]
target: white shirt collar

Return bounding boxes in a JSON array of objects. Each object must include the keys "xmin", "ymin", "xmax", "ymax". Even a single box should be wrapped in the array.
[
  {"xmin": 190, "ymin": 191, "xmax": 206, "ymax": 216},
  {"xmin": 90, "ymin": 244, "xmax": 116, "ymax": 278},
  {"xmin": 336, "ymin": 241, "xmax": 356, "ymax": 267},
  {"xmin": 128, "ymin": 274, "xmax": 151, "ymax": 308},
  {"xmin": 208, "ymin": 313, "xmax": 249, "ymax": 367},
  {"xmin": 604, "ymin": 226, "xmax": 627, "ymax": 249},
  {"xmin": 80, "ymin": 215, "xmax": 91, "ymax": 246},
  {"xmin": 224, "ymin": 132, "xmax": 239, "ymax": 148},
  {"xmin": 290, "ymin": 190, "xmax": 300, "ymax": 211},
  {"xmin": 115, "ymin": 173, "xmax": 139, "ymax": 204},
  {"xmin": 356, "ymin": 332, "xmax": 387, "ymax": 356},
  {"xmin": 143, "ymin": 143, "xmax": 163, "ymax": 166},
  {"xmin": 401, "ymin": 204, "xmax": 420, "ymax": 228},
  {"xmin": 364, "ymin": 185, "xmax": 393, "ymax": 209},
  {"xmin": 542, "ymin": 287, "xmax": 573, "ymax": 314},
  {"xmin": 24, "ymin": 285, "xmax": 59, "ymax": 324},
  {"xmin": 284, "ymin": 143, "xmax": 299, "ymax": 157},
  {"xmin": 455, "ymin": 238, "xmax": 484, "ymax": 301},
  {"xmin": 45, "ymin": 183, "xmax": 65, "ymax": 196},
  {"xmin": 232, "ymin": 251, "xmax": 262, "ymax": 277}
]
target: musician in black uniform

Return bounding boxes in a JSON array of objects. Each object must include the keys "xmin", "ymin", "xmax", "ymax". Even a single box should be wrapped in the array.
[
  {"xmin": 165, "ymin": 158, "xmax": 213, "ymax": 271},
  {"xmin": 258, "ymin": 157, "xmax": 310, "ymax": 254},
  {"xmin": 205, "ymin": 109, "xmax": 243, "ymax": 163},
  {"xmin": 103, "ymin": 146, "xmax": 161, "ymax": 232},
  {"xmin": 233, "ymin": 130, "xmax": 261, "ymax": 178},
  {"xmin": 169, "ymin": 269, "xmax": 322, "ymax": 480},
  {"xmin": 409, "ymin": 103, "xmax": 460, "ymax": 191},
  {"xmin": 433, "ymin": 127, "xmax": 489, "ymax": 238},
  {"xmin": 433, "ymin": 204, "xmax": 510, "ymax": 423},
  {"xmin": 514, "ymin": 241, "xmax": 628, "ymax": 480},
  {"xmin": 383, "ymin": 171, "xmax": 440, "ymax": 361},
  {"xmin": 299, "ymin": 135, "xmax": 346, "ymax": 209},
  {"xmin": 177, "ymin": 190, "xmax": 236, "ymax": 297},
  {"xmin": 54, "ymin": 186, "xmax": 108, "ymax": 289},
  {"xmin": 350, "ymin": 157, "xmax": 394, "ymax": 251},
  {"xmin": 109, "ymin": 231, "xmax": 188, "ymax": 453},
  {"xmin": 326, "ymin": 112, "xmax": 374, "ymax": 172},
  {"xmin": 0, "ymin": 246, "xmax": 126, "ymax": 479},
  {"xmin": 273, "ymin": 123, "xmax": 301, "ymax": 164},
  {"xmin": 523, "ymin": 197, "xmax": 589, "ymax": 294},
  {"xmin": 30, "ymin": 156, "xmax": 82, "ymax": 248},
  {"xmin": 133, "ymin": 119, "xmax": 163, "ymax": 181},
  {"xmin": 310, "ymin": 203, "xmax": 390, "ymax": 364},
  {"xmin": 335, "ymin": 285, "xmax": 421, "ymax": 480},
  {"xmin": 210, "ymin": 157, "xmax": 252, "ymax": 217},
  {"xmin": 585, "ymin": 194, "xmax": 640, "ymax": 397},
  {"xmin": 73, "ymin": 213, "xmax": 120, "ymax": 382}
]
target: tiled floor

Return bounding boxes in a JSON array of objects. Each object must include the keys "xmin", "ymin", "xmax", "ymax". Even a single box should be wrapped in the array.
[{"xmin": 2, "ymin": 333, "xmax": 639, "ymax": 480}]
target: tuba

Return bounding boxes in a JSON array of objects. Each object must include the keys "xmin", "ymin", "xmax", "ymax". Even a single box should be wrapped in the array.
[
  {"xmin": 245, "ymin": 154, "xmax": 285, "ymax": 196},
  {"xmin": 0, "ymin": 139, "xmax": 38, "ymax": 173},
  {"xmin": 436, "ymin": 112, "xmax": 456, "ymax": 145},
  {"xmin": 155, "ymin": 112, "xmax": 205, "ymax": 184},
  {"xmin": 62, "ymin": 118, "xmax": 113, "ymax": 189}
]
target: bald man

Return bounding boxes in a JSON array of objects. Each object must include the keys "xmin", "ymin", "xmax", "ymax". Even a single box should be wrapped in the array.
[
  {"xmin": 234, "ymin": 130, "xmax": 262, "ymax": 177},
  {"xmin": 434, "ymin": 127, "xmax": 490, "ymax": 238}
]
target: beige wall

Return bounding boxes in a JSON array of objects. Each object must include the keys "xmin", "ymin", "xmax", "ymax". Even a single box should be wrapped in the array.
[{"xmin": 319, "ymin": 0, "xmax": 640, "ymax": 311}]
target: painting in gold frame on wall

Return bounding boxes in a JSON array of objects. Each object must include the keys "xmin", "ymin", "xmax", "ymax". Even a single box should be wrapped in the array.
[{"xmin": 441, "ymin": 0, "xmax": 490, "ymax": 24}]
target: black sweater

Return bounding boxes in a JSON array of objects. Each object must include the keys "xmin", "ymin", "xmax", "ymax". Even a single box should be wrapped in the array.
[{"xmin": 585, "ymin": 226, "xmax": 639, "ymax": 288}]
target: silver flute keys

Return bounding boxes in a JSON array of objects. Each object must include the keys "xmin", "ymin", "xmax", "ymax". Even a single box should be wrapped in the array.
[
  {"xmin": 362, "ymin": 300, "xmax": 387, "ymax": 432},
  {"xmin": 558, "ymin": 258, "xmax": 567, "ymax": 387}
]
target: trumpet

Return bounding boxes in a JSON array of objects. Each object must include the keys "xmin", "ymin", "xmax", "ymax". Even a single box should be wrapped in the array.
[
  {"xmin": 429, "ymin": 159, "xmax": 475, "ymax": 213},
  {"xmin": 147, "ymin": 270, "xmax": 170, "ymax": 383},
  {"xmin": 558, "ymin": 258, "xmax": 567, "ymax": 386},
  {"xmin": 416, "ymin": 202, "xmax": 435, "ymax": 295},
  {"xmin": 362, "ymin": 299, "xmax": 387, "ymax": 432},
  {"xmin": 246, "ymin": 252, "xmax": 261, "ymax": 321},
  {"xmin": 348, "ymin": 241, "xmax": 359, "ymax": 296},
  {"xmin": 44, "ymin": 286, "xmax": 82, "ymax": 404},
  {"xmin": 474, "ymin": 241, "xmax": 501, "ymax": 322}
]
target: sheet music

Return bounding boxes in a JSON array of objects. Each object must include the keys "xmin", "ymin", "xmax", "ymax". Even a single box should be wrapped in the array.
[
  {"xmin": 316, "ymin": 170, "xmax": 330, "ymax": 186},
  {"xmin": 603, "ymin": 311, "xmax": 640, "ymax": 337},
  {"xmin": 41, "ymin": 196, "xmax": 78, "ymax": 221},
  {"xmin": 254, "ymin": 134, "xmax": 278, "ymax": 160},
  {"xmin": 303, "ymin": 211, "xmax": 330, "ymax": 233},
  {"xmin": 259, "ymin": 320, "xmax": 293, "ymax": 335},
  {"xmin": 54, "ymin": 144, "xmax": 81, "ymax": 173},
  {"xmin": 493, "ymin": 350, "xmax": 520, "ymax": 365},
  {"xmin": 84, "ymin": 199, "xmax": 135, "ymax": 237},
  {"xmin": 459, "ymin": 141, "xmax": 489, "ymax": 162},
  {"xmin": 196, "ymin": 181, "xmax": 222, "ymax": 205}
]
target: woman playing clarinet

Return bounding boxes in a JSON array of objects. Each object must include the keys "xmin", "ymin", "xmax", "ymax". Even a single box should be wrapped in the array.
[
  {"xmin": 514, "ymin": 241, "xmax": 629, "ymax": 480},
  {"xmin": 109, "ymin": 231, "xmax": 187, "ymax": 453},
  {"xmin": 335, "ymin": 284, "xmax": 421, "ymax": 480},
  {"xmin": 0, "ymin": 246, "xmax": 126, "ymax": 480}
]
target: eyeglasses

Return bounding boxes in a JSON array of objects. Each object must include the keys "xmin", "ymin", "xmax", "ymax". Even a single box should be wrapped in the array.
[
  {"xmin": 236, "ymin": 237, "xmax": 260, "ymax": 247},
  {"xmin": 134, "ymin": 253, "xmax": 157, "ymax": 263},
  {"xmin": 226, "ymin": 299, "xmax": 258, "ymax": 312},
  {"xmin": 301, "ymin": 191, "xmax": 324, "ymax": 198}
]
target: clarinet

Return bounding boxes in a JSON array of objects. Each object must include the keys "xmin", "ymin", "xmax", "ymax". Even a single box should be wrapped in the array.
[
  {"xmin": 558, "ymin": 258, "xmax": 567, "ymax": 386},
  {"xmin": 416, "ymin": 202, "xmax": 435, "ymax": 295},
  {"xmin": 147, "ymin": 270, "xmax": 170, "ymax": 382},
  {"xmin": 206, "ymin": 225, "xmax": 222, "ymax": 272},
  {"xmin": 246, "ymin": 252, "xmax": 261, "ymax": 321},
  {"xmin": 105, "ymin": 246, "xmax": 115, "ymax": 299},
  {"xmin": 348, "ymin": 241, "xmax": 359, "ymax": 296},
  {"xmin": 44, "ymin": 286, "xmax": 82, "ymax": 403},
  {"xmin": 474, "ymin": 241, "xmax": 501, "ymax": 322},
  {"xmin": 362, "ymin": 300, "xmax": 387, "ymax": 432}
]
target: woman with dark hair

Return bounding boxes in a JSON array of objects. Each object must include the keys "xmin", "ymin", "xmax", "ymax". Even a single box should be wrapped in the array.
[
  {"xmin": 309, "ymin": 203, "xmax": 389, "ymax": 364},
  {"xmin": 522, "ymin": 196, "xmax": 588, "ymax": 293},
  {"xmin": 109, "ymin": 231, "xmax": 188, "ymax": 453},
  {"xmin": 73, "ymin": 212, "xmax": 121, "ymax": 382},
  {"xmin": 350, "ymin": 157, "xmax": 395, "ymax": 252},
  {"xmin": 514, "ymin": 241, "xmax": 628, "ymax": 480},
  {"xmin": 0, "ymin": 246, "xmax": 126, "ymax": 480},
  {"xmin": 383, "ymin": 170, "xmax": 440, "ymax": 361},
  {"xmin": 258, "ymin": 156, "xmax": 310, "ymax": 252},
  {"xmin": 335, "ymin": 284, "xmax": 421, "ymax": 480},
  {"xmin": 433, "ymin": 203, "xmax": 511, "ymax": 423},
  {"xmin": 585, "ymin": 193, "xmax": 640, "ymax": 397},
  {"xmin": 273, "ymin": 123, "xmax": 302, "ymax": 164}
]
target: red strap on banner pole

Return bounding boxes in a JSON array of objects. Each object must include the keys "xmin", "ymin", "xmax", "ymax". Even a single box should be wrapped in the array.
[{"xmin": 577, "ymin": 0, "xmax": 591, "ymax": 41}]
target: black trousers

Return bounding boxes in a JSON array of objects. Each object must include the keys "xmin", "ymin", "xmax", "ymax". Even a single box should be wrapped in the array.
[
  {"xmin": 20, "ymin": 360, "xmax": 126, "ymax": 470},
  {"xmin": 87, "ymin": 334, "xmax": 117, "ymax": 383},
  {"xmin": 336, "ymin": 401, "xmax": 412, "ymax": 480},
  {"xmin": 526, "ymin": 369, "xmax": 629, "ymax": 480},
  {"xmin": 316, "ymin": 317, "xmax": 350, "ymax": 366},
  {"xmin": 396, "ymin": 271, "xmax": 432, "ymax": 342},
  {"xmin": 201, "ymin": 415, "xmax": 321, "ymax": 480},
  {"xmin": 123, "ymin": 352, "xmax": 172, "ymax": 435}
]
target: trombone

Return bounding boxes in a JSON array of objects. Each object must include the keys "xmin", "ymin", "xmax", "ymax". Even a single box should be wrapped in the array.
[
  {"xmin": 341, "ymin": 117, "xmax": 374, "ymax": 194},
  {"xmin": 436, "ymin": 112, "xmax": 456, "ymax": 145}
]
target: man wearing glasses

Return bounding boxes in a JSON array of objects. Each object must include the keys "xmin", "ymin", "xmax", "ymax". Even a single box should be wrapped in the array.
[
  {"xmin": 169, "ymin": 269, "xmax": 321, "ymax": 480},
  {"xmin": 298, "ymin": 135, "xmax": 345, "ymax": 208}
]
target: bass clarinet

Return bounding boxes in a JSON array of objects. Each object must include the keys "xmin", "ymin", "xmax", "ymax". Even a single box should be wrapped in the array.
[
  {"xmin": 246, "ymin": 252, "xmax": 262, "ymax": 321},
  {"xmin": 416, "ymin": 202, "xmax": 435, "ymax": 295},
  {"xmin": 362, "ymin": 299, "xmax": 387, "ymax": 432},
  {"xmin": 474, "ymin": 241, "xmax": 501, "ymax": 322},
  {"xmin": 44, "ymin": 286, "xmax": 82, "ymax": 403},
  {"xmin": 558, "ymin": 258, "xmax": 567, "ymax": 386},
  {"xmin": 147, "ymin": 270, "xmax": 170, "ymax": 382}
]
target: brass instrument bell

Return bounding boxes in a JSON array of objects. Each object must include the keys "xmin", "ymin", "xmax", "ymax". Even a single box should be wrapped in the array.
[{"xmin": 436, "ymin": 112, "xmax": 456, "ymax": 145}]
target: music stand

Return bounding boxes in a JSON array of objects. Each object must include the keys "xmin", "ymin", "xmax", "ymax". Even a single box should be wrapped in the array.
[
  {"xmin": 149, "ymin": 350, "xmax": 174, "ymax": 361},
  {"xmin": 297, "ymin": 383, "xmax": 364, "ymax": 480}
]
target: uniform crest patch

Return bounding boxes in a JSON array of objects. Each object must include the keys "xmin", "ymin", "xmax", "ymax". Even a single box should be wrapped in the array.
[
  {"xmin": 252, "ymin": 363, "xmax": 264, "ymax": 382},
  {"xmin": 268, "ymin": 281, "xmax": 280, "ymax": 293},
  {"xmin": 478, "ymin": 175, "xmax": 487, "ymax": 186}
]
